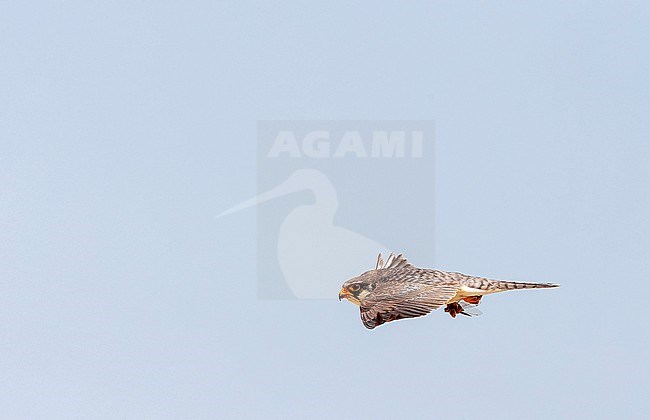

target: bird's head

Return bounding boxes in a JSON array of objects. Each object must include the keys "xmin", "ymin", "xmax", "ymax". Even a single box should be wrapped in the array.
[{"xmin": 338, "ymin": 273, "xmax": 377, "ymax": 306}]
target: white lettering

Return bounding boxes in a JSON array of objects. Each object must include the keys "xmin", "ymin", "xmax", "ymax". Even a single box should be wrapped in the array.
[
  {"xmin": 302, "ymin": 131, "xmax": 330, "ymax": 158},
  {"xmin": 334, "ymin": 131, "xmax": 367, "ymax": 158},
  {"xmin": 267, "ymin": 131, "xmax": 301, "ymax": 158},
  {"xmin": 411, "ymin": 131, "xmax": 423, "ymax": 158},
  {"xmin": 371, "ymin": 131, "xmax": 405, "ymax": 157},
  {"xmin": 267, "ymin": 129, "xmax": 425, "ymax": 158}
]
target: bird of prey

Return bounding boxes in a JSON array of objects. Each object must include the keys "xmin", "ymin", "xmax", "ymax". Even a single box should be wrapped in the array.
[{"xmin": 338, "ymin": 253, "xmax": 559, "ymax": 329}]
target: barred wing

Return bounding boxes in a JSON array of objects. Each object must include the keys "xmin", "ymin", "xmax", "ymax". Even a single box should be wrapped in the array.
[{"xmin": 359, "ymin": 283, "xmax": 457, "ymax": 329}]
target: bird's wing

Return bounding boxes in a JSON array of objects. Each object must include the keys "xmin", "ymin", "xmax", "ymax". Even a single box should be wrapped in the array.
[
  {"xmin": 375, "ymin": 253, "xmax": 384, "ymax": 269},
  {"xmin": 359, "ymin": 282, "xmax": 458, "ymax": 329},
  {"xmin": 382, "ymin": 253, "xmax": 413, "ymax": 270}
]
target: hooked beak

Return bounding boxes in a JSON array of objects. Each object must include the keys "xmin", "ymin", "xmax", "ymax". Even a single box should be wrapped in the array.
[{"xmin": 338, "ymin": 287, "xmax": 349, "ymax": 301}]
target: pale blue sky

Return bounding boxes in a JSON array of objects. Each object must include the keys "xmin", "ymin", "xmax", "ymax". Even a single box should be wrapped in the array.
[{"xmin": 2, "ymin": 1, "xmax": 649, "ymax": 419}]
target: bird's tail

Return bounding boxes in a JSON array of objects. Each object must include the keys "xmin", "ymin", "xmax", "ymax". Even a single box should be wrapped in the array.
[
  {"xmin": 463, "ymin": 276, "xmax": 560, "ymax": 292},
  {"xmin": 489, "ymin": 280, "xmax": 559, "ymax": 291}
]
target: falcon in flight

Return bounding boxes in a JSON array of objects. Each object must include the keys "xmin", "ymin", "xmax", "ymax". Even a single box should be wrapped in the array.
[{"xmin": 338, "ymin": 253, "xmax": 559, "ymax": 329}]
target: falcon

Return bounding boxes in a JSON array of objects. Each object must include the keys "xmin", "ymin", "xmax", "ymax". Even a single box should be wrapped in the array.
[{"xmin": 338, "ymin": 253, "xmax": 559, "ymax": 329}]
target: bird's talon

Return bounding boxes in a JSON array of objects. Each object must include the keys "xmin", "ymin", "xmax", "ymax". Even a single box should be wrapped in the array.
[{"xmin": 445, "ymin": 302, "xmax": 464, "ymax": 318}]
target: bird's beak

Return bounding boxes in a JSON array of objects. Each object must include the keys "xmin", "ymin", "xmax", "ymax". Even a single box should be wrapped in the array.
[{"xmin": 339, "ymin": 287, "xmax": 349, "ymax": 301}]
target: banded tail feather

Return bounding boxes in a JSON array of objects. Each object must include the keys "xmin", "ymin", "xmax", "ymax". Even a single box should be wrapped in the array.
[{"xmin": 464, "ymin": 276, "xmax": 560, "ymax": 291}]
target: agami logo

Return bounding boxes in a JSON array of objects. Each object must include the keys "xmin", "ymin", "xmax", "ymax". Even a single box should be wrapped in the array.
[
  {"xmin": 267, "ymin": 130, "xmax": 424, "ymax": 158},
  {"xmin": 219, "ymin": 120, "xmax": 435, "ymax": 299}
]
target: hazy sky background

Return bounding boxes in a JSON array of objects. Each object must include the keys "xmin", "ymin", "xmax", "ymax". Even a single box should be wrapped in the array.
[{"xmin": 2, "ymin": 1, "xmax": 649, "ymax": 419}]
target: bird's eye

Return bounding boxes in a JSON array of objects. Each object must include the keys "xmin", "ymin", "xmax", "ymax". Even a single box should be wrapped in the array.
[{"xmin": 349, "ymin": 284, "xmax": 360, "ymax": 292}]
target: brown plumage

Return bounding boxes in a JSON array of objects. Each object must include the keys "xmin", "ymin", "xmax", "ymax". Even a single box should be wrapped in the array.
[{"xmin": 338, "ymin": 253, "xmax": 559, "ymax": 329}]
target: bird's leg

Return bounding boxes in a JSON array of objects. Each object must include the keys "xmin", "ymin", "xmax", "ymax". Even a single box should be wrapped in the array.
[
  {"xmin": 444, "ymin": 302, "xmax": 463, "ymax": 318},
  {"xmin": 462, "ymin": 296, "xmax": 482, "ymax": 305}
]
